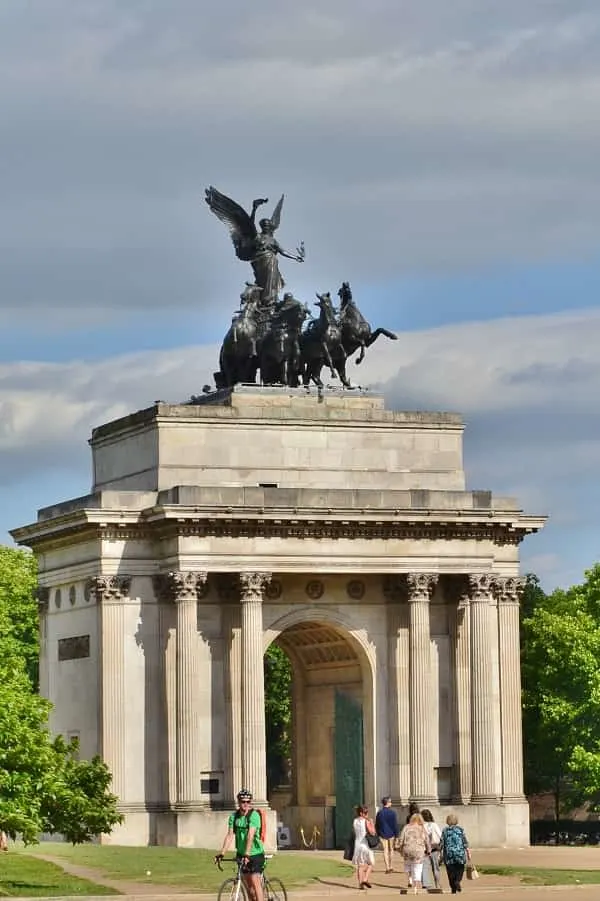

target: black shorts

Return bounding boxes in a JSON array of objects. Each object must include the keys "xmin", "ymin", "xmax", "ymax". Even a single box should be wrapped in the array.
[{"xmin": 239, "ymin": 854, "xmax": 265, "ymax": 875}]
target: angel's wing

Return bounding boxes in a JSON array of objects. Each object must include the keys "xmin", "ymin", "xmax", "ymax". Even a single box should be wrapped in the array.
[
  {"xmin": 205, "ymin": 186, "xmax": 257, "ymax": 261},
  {"xmin": 270, "ymin": 194, "xmax": 284, "ymax": 231}
]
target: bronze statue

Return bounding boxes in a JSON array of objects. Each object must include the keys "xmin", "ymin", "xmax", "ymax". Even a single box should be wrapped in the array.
[
  {"xmin": 337, "ymin": 282, "xmax": 398, "ymax": 363},
  {"xmin": 300, "ymin": 292, "xmax": 350, "ymax": 388},
  {"xmin": 205, "ymin": 187, "xmax": 305, "ymax": 307},
  {"xmin": 205, "ymin": 186, "xmax": 397, "ymax": 390}
]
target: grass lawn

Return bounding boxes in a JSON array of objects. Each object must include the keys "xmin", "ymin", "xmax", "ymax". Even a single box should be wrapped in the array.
[
  {"xmin": 480, "ymin": 865, "xmax": 600, "ymax": 885},
  {"xmin": 27, "ymin": 844, "xmax": 353, "ymax": 892},
  {"xmin": 0, "ymin": 853, "xmax": 115, "ymax": 897}
]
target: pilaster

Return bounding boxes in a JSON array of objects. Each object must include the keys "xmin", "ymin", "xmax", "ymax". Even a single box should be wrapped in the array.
[
  {"xmin": 448, "ymin": 577, "xmax": 472, "ymax": 803},
  {"xmin": 153, "ymin": 571, "xmax": 208, "ymax": 808},
  {"xmin": 495, "ymin": 576, "xmax": 526, "ymax": 802},
  {"xmin": 469, "ymin": 574, "xmax": 500, "ymax": 803},
  {"xmin": 239, "ymin": 571, "xmax": 271, "ymax": 806},
  {"xmin": 405, "ymin": 573, "xmax": 438, "ymax": 805},
  {"xmin": 89, "ymin": 575, "xmax": 132, "ymax": 801}
]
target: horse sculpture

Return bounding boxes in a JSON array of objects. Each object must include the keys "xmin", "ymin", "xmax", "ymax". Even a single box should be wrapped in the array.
[
  {"xmin": 259, "ymin": 293, "xmax": 309, "ymax": 386},
  {"xmin": 338, "ymin": 281, "xmax": 397, "ymax": 364},
  {"xmin": 300, "ymin": 292, "xmax": 350, "ymax": 388},
  {"xmin": 215, "ymin": 283, "xmax": 262, "ymax": 388}
]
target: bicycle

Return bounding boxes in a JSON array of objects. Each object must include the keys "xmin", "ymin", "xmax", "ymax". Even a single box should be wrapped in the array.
[{"xmin": 215, "ymin": 854, "xmax": 287, "ymax": 901}]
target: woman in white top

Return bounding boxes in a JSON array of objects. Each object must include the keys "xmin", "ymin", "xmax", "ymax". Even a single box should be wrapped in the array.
[
  {"xmin": 352, "ymin": 805, "xmax": 375, "ymax": 890},
  {"xmin": 421, "ymin": 808, "xmax": 442, "ymax": 890}
]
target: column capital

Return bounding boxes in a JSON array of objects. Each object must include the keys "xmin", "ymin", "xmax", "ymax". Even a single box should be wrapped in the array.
[
  {"xmin": 239, "ymin": 571, "xmax": 272, "ymax": 600},
  {"xmin": 493, "ymin": 576, "xmax": 525, "ymax": 605},
  {"xmin": 383, "ymin": 573, "xmax": 438, "ymax": 602},
  {"xmin": 36, "ymin": 586, "xmax": 50, "ymax": 613},
  {"xmin": 86, "ymin": 575, "xmax": 131, "ymax": 603},
  {"xmin": 153, "ymin": 571, "xmax": 208, "ymax": 603},
  {"xmin": 468, "ymin": 574, "xmax": 494, "ymax": 603},
  {"xmin": 406, "ymin": 573, "xmax": 438, "ymax": 603}
]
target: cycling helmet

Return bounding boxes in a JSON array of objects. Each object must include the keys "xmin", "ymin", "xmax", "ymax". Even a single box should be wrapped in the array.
[{"xmin": 237, "ymin": 789, "xmax": 253, "ymax": 802}]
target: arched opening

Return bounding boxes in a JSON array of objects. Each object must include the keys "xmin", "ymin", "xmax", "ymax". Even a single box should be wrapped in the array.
[{"xmin": 264, "ymin": 618, "xmax": 373, "ymax": 848}]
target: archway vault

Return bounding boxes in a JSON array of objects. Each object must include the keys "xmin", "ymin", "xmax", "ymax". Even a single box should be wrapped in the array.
[{"xmin": 263, "ymin": 605, "xmax": 377, "ymax": 847}]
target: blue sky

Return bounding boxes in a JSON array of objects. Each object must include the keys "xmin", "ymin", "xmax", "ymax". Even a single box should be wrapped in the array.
[{"xmin": 2, "ymin": 0, "xmax": 600, "ymax": 589}]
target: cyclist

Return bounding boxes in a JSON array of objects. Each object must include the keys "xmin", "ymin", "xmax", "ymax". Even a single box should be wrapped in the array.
[{"xmin": 215, "ymin": 789, "xmax": 264, "ymax": 901}]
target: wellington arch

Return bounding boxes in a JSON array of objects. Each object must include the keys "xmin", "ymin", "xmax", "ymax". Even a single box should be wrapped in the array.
[{"xmin": 11, "ymin": 386, "xmax": 545, "ymax": 848}]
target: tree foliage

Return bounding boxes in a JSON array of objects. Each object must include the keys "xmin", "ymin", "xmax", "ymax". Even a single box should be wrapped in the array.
[
  {"xmin": 264, "ymin": 643, "xmax": 292, "ymax": 790},
  {"xmin": 0, "ymin": 546, "xmax": 39, "ymax": 687},
  {"xmin": 522, "ymin": 566, "xmax": 600, "ymax": 817},
  {"xmin": 0, "ymin": 544, "xmax": 122, "ymax": 843}
]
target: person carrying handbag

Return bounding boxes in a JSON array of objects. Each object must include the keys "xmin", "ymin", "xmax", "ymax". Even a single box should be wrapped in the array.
[
  {"xmin": 398, "ymin": 812, "xmax": 431, "ymax": 893},
  {"xmin": 352, "ymin": 805, "xmax": 376, "ymax": 890},
  {"xmin": 439, "ymin": 814, "xmax": 472, "ymax": 894}
]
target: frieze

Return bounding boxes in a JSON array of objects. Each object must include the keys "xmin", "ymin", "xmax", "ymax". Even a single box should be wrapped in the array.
[{"xmin": 166, "ymin": 520, "xmax": 526, "ymax": 545}]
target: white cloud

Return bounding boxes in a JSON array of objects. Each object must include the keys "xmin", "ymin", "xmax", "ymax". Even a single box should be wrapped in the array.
[
  {"xmin": 1, "ymin": 1, "xmax": 600, "ymax": 320},
  {"xmin": 4, "ymin": 308, "xmax": 600, "ymax": 586}
]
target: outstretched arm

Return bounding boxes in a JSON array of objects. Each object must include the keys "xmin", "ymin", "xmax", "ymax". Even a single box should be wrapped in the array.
[{"xmin": 277, "ymin": 239, "xmax": 305, "ymax": 263}]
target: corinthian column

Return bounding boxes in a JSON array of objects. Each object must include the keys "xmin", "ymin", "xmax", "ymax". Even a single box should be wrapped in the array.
[
  {"xmin": 406, "ymin": 573, "xmax": 438, "ymax": 804},
  {"xmin": 448, "ymin": 577, "xmax": 472, "ymax": 803},
  {"xmin": 90, "ymin": 576, "xmax": 132, "ymax": 801},
  {"xmin": 495, "ymin": 576, "xmax": 526, "ymax": 801},
  {"xmin": 469, "ymin": 574, "xmax": 499, "ymax": 803},
  {"xmin": 239, "ymin": 571, "xmax": 271, "ymax": 806},
  {"xmin": 154, "ymin": 571, "xmax": 207, "ymax": 808}
]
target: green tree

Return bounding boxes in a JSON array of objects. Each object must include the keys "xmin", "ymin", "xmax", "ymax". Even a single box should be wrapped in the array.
[
  {"xmin": 0, "ymin": 546, "xmax": 38, "ymax": 687},
  {"xmin": 264, "ymin": 644, "xmax": 292, "ymax": 791},
  {"xmin": 0, "ymin": 544, "xmax": 123, "ymax": 844},
  {"xmin": 522, "ymin": 566, "xmax": 600, "ymax": 820}
]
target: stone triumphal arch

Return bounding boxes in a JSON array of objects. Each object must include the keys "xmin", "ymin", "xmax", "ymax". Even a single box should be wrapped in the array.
[{"xmin": 12, "ymin": 386, "xmax": 544, "ymax": 848}]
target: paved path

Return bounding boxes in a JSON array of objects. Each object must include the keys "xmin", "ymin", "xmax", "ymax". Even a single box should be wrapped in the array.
[{"xmin": 32, "ymin": 846, "xmax": 600, "ymax": 900}]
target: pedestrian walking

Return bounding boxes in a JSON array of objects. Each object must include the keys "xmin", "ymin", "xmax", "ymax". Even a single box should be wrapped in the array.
[
  {"xmin": 352, "ymin": 805, "xmax": 376, "ymax": 890},
  {"xmin": 375, "ymin": 796, "xmax": 399, "ymax": 874},
  {"xmin": 439, "ymin": 814, "xmax": 471, "ymax": 894},
  {"xmin": 397, "ymin": 812, "xmax": 430, "ymax": 894}
]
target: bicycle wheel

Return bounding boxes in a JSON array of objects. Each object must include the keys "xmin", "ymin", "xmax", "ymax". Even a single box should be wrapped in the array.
[
  {"xmin": 217, "ymin": 877, "xmax": 248, "ymax": 901},
  {"xmin": 264, "ymin": 876, "xmax": 287, "ymax": 901}
]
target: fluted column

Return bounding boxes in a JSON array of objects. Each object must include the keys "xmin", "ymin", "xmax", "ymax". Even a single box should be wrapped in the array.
[
  {"xmin": 91, "ymin": 576, "xmax": 132, "ymax": 801},
  {"xmin": 449, "ymin": 577, "xmax": 472, "ymax": 803},
  {"xmin": 406, "ymin": 573, "xmax": 438, "ymax": 804},
  {"xmin": 239, "ymin": 571, "xmax": 271, "ymax": 806},
  {"xmin": 495, "ymin": 577, "xmax": 526, "ymax": 801},
  {"xmin": 469, "ymin": 574, "xmax": 499, "ymax": 803},
  {"xmin": 153, "ymin": 571, "xmax": 207, "ymax": 808},
  {"xmin": 384, "ymin": 577, "xmax": 410, "ymax": 802},
  {"xmin": 36, "ymin": 588, "xmax": 50, "ymax": 700}
]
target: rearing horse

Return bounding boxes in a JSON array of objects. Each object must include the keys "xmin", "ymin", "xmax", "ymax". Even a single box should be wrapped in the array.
[
  {"xmin": 338, "ymin": 281, "xmax": 397, "ymax": 364},
  {"xmin": 301, "ymin": 292, "xmax": 350, "ymax": 388}
]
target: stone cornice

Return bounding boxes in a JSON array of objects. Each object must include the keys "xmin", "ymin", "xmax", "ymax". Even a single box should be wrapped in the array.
[{"xmin": 12, "ymin": 506, "xmax": 545, "ymax": 550}]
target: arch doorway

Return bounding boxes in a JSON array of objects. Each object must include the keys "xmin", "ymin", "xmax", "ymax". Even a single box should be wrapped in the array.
[{"xmin": 264, "ymin": 618, "xmax": 374, "ymax": 848}]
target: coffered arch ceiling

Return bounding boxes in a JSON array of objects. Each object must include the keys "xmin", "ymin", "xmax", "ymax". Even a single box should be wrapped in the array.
[{"xmin": 276, "ymin": 621, "xmax": 359, "ymax": 670}]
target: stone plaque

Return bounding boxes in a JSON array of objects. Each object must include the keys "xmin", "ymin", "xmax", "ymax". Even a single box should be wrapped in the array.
[{"xmin": 58, "ymin": 635, "xmax": 90, "ymax": 662}]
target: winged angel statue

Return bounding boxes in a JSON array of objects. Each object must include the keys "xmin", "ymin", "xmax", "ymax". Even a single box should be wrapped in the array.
[{"xmin": 205, "ymin": 186, "xmax": 305, "ymax": 307}]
